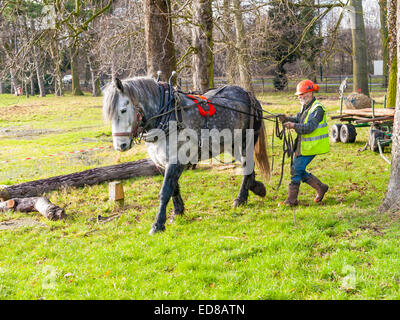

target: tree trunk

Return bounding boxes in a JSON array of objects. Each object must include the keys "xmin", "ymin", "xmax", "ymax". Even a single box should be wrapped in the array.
[
  {"xmin": 223, "ymin": 0, "xmax": 237, "ymax": 84},
  {"xmin": 0, "ymin": 80, "xmax": 3, "ymax": 94},
  {"xmin": 30, "ymin": 20, "xmax": 46, "ymax": 97},
  {"xmin": 33, "ymin": 48, "xmax": 46, "ymax": 97},
  {"xmin": 192, "ymin": 0, "xmax": 214, "ymax": 92},
  {"xmin": 49, "ymin": 31, "xmax": 64, "ymax": 97},
  {"xmin": 350, "ymin": 0, "xmax": 369, "ymax": 96},
  {"xmin": 24, "ymin": 78, "xmax": 29, "ymax": 98},
  {"xmin": 144, "ymin": 0, "xmax": 176, "ymax": 82},
  {"xmin": 232, "ymin": 0, "xmax": 253, "ymax": 93},
  {"xmin": 30, "ymin": 74, "xmax": 35, "ymax": 96},
  {"xmin": 379, "ymin": 0, "xmax": 400, "ymax": 213},
  {"xmin": 0, "ymin": 159, "xmax": 161, "ymax": 201},
  {"xmin": 70, "ymin": 46, "xmax": 84, "ymax": 96},
  {"xmin": 88, "ymin": 55, "xmax": 101, "ymax": 97},
  {"xmin": 10, "ymin": 68, "xmax": 18, "ymax": 95},
  {"xmin": 388, "ymin": 0, "xmax": 397, "ymax": 107},
  {"xmin": 379, "ymin": 0, "xmax": 389, "ymax": 87},
  {"xmin": 308, "ymin": 60, "xmax": 318, "ymax": 84},
  {"xmin": 0, "ymin": 197, "xmax": 65, "ymax": 220}
]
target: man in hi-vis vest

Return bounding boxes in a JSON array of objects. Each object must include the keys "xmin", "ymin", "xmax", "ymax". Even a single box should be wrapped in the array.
[{"xmin": 278, "ymin": 80, "xmax": 329, "ymax": 206}]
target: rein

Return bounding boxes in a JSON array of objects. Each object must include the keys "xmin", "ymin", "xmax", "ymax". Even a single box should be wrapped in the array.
[{"xmin": 270, "ymin": 118, "xmax": 294, "ymax": 190}]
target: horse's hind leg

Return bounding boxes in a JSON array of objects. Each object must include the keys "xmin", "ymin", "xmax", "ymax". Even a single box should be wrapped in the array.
[
  {"xmin": 149, "ymin": 163, "xmax": 184, "ymax": 235},
  {"xmin": 233, "ymin": 168, "xmax": 266, "ymax": 208},
  {"xmin": 232, "ymin": 168, "xmax": 260, "ymax": 206},
  {"xmin": 232, "ymin": 131, "xmax": 266, "ymax": 207},
  {"xmin": 233, "ymin": 170, "xmax": 252, "ymax": 207},
  {"xmin": 249, "ymin": 178, "xmax": 266, "ymax": 197}
]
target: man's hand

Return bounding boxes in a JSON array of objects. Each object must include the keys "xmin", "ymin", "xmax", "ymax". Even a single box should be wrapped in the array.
[
  {"xmin": 277, "ymin": 114, "xmax": 287, "ymax": 122},
  {"xmin": 283, "ymin": 122, "xmax": 295, "ymax": 129}
]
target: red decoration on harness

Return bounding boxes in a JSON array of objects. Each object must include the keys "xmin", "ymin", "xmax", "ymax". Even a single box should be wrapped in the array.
[{"xmin": 187, "ymin": 94, "xmax": 216, "ymax": 117}]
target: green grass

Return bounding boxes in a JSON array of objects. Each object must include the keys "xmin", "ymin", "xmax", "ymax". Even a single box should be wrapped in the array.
[{"xmin": 0, "ymin": 91, "xmax": 399, "ymax": 300}]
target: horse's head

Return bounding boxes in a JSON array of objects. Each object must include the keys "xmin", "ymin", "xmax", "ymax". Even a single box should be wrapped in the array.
[{"xmin": 103, "ymin": 78, "xmax": 140, "ymax": 152}]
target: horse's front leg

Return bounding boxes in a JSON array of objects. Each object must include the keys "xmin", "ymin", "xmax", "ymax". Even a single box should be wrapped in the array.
[
  {"xmin": 149, "ymin": 163, "xmax": 184, "ymax": 235},
  {"xmin": 170, "ymin": 182, "xmax": 184, "ymax": 222}
]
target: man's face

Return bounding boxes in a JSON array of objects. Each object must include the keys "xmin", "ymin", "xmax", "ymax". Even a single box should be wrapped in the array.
[{"xmin": 298, "ymin": 91, "xmax": 313, "ymax": 105}]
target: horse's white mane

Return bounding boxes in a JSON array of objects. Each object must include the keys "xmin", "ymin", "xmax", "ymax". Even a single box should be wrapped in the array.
[{"xmin": 102, "ymin": 76, "xmax": 160, "ymax": 122}]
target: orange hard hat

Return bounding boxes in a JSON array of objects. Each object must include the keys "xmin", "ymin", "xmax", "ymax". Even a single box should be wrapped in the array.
[{"xmin": 295, "ymin": 80, "xmax": 319, "ymax": 95}]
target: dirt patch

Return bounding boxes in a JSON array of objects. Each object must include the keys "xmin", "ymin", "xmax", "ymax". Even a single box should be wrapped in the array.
[
  {"xmin": 0, "ymin": 128, "xmax": 60, "ymax": 139},
  {"xmin": 0, "ymin": 218, "xmax": 47, "ymax": 230},
  {"xmin": 0, "ymin": 104, "xmax": 50, "ymax": 120}
]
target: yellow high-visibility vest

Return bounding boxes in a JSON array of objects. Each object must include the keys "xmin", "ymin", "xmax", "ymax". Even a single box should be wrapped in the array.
[{"xmin": 300, "ymin": 100, "xmax": 330, "ymax": 156}]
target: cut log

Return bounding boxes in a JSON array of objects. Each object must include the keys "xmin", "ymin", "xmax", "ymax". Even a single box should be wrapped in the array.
[
  {"xmin": 0, "ymin": 159, "xmax": 162, "ymax": 201},
  {"xmin": 330, "ymin": 115, "xmax": 371, "ymax": 121},
  {"xmin": 0, "ymin": 197, "xmax": 66, "ymax": 220},
  {"xmin": 340, "ymin": 108, "xmax": 395, "ymax": 117},
  {"xmin": 355, "ymin": 116, "xmax": 395, "ymax": 124}
]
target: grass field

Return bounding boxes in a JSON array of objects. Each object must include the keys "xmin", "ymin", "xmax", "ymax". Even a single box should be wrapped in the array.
[{"xmin": 0, "ymin": 90, "xmax": 399, "ymax": 300}]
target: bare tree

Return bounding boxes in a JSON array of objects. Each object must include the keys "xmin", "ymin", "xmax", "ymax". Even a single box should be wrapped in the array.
[
  {"xmin": 192, "ymin": 0, "xmax": 214, "ymax": 92},
  {"xmin": 379, "ymin": 0, "xmax": 389, "ymax": 87},
  {"xmin": 349, "ymin": 0, "xmax": 369, "ymax": 95},
  {"xmin": 232, "ymin": 0, "xmax": 253, "ymax": 92},
  {"xmin": 144, "ymin": 0, "xmax": 176, "ymax": 81},
  {"xmin": 379, "ymin": 0, "xmax": 400, "ymax": 213},
  {"xmin": 30, "ymin": 19, "xmax": 46, "ymax": 97},
  {"xmin": 387, "ymin": 0, "xmax": 397, "ymax": 107}
]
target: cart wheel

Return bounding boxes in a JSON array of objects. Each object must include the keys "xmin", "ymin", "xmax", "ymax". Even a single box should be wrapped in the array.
[
  {"xmin": 340, "ymin": 124, "xmax": 357, "ymax": 143},
  {"xmin": 330, "ymin": 124, "xmax": 342, "ymax": 143},
  {"xmin": 369, "ymin": 129, "xmax": 385, "ymax": 153}
]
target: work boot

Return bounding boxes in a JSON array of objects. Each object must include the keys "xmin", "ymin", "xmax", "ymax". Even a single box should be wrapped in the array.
[
  {"xmin": 283, "ymin": 183, "xmax": 300, "ymax": 206},
  {"xmin": 304, "ymin": 174, "xmax": 329, "ymax": 203}
]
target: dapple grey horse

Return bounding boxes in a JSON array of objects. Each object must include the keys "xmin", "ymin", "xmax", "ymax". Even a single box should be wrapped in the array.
[{"xmin": 103, "ymin": 76, "xmax": 270, "ymax": 234}]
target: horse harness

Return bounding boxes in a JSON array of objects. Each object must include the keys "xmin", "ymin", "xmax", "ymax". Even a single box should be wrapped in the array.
[{"xmin": 112, "ymin": 82, "xmax": 294, "ymax": 189}]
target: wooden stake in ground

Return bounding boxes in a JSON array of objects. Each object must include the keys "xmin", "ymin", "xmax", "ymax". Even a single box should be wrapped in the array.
[
  {"xmin": 0, "ymin": 159, "xmax": 161, "ymax": 201},
  {"xmin": 109, "ymin": 181, "xmax": 124, "ymax": 207},
  {"xmin": 0, "ymin": 197, "xmax": 65, "ymax": 220}
]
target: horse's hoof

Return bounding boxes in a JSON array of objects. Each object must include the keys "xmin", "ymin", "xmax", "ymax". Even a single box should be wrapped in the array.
[
  {"xmin": 250, "ymin": 181, "xmax": 266, "ymax": 197},
  {"xmin": 232, "ymin": 198, "xmax": 246, "ymax": 208},
  {"xmin": 169, "ymin": 212, "xmax": 184, "ymax": 223},
  {"xmin": 148, "ymin": 226, "xmax": 165, "ymax": 235},
  {"xmin": 169, "ymin": 215, "xmax": 176, "ymax": 224}
]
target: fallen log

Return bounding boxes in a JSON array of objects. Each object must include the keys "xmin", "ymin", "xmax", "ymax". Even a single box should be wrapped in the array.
[
  {"xmin": 0, "ymin": 159, "xmax": 162, "ymax": 201},
  {"xmin": 0, "ymin": 197, "xmax": 66, "ymax": 220}
]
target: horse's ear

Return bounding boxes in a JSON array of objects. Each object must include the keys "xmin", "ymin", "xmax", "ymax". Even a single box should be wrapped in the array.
[{"xmin": 115, "ymin": 78, "xmax": 124, "ymax": 93}]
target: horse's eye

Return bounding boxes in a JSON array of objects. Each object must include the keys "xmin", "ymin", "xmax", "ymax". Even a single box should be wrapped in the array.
[{"xmin": 121, "ymin": 109, "xmax": 127, "ymax": 114}]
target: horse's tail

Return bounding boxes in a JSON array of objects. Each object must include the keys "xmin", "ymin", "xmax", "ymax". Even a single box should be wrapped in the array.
[
  {"xmin": 254, "ymin": 120, "xmax": 271, "ymax": 182},
  {"xmin": 247, "ymin": 91, "xmax": 270, "ymax": 182}
]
